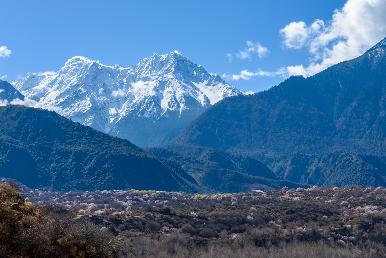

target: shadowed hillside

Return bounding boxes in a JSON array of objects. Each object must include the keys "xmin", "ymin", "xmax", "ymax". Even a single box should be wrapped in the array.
[
  {"xmin": 0, "ymin": 105, "xmax": 198, "ymax": 192},
  {"xmin": 176, "ymin": 38, "xmax": 386, "ymax": 155},
  {"xmin": 174, "ymin": 38, "xmax": 386, "ymax": 188}
]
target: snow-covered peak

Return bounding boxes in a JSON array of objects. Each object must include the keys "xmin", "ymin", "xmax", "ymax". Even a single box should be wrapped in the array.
[
  {"xmin": 61, "ymin": 56, "xmax": 124, "ymax": 73},
  {"xmin": 135, "ymin": 51, "xmax": 191, "ymax": 77},
  {"xmin": 64, "ymin": 55, "xmax": 96, "ymax": 65},
  {"xmin": 135, "ymin": 51, "xmax": 228, "ymax": 87},
  {"xmin": 13, "ymin": 52, "xmax": 239, "ymax": 146}
]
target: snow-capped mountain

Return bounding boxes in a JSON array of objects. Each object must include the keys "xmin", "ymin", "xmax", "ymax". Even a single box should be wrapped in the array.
[{"xmin": 13, "ymin": 51, "xmax": 239, "ymax": 146}]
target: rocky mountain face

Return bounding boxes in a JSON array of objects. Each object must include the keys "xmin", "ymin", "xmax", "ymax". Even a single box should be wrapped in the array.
[
  {"xmin": 0, "ymin": 80, "xmax": 24, "ymax": 102},
  {"xmin": 174, "ymin": 37, "xmax": 386, "ymax": 187},
  {"xmin": 13, "ymin": 52, "xmax": 239, "ymax": 147},
  {"xmin": 0, "ymin": 105, "xmax": 199, "ymax": 192}
]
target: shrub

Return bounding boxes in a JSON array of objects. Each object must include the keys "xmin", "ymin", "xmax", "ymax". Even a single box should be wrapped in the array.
[
  {"xmin": 0, "ymin": 182, "xmax": 114, "ymax": 258},
  {"xmin": 199, "ymin": 228, "xmax": 218, "ymax": 238}
]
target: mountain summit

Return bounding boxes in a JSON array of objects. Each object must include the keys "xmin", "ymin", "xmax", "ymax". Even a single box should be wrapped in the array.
[{"xmin": 13, "ymin": 52, "xmax": 239, "ymax": 146}]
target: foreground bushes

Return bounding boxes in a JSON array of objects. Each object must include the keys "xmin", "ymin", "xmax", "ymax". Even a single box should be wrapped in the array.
[
  {"xmin": 0, "ymin": 182, "xmax": 113, "ymax": 258},
  {"xmin": 1, "ymin": 182, "xmax": 385, "ymax": 257}
]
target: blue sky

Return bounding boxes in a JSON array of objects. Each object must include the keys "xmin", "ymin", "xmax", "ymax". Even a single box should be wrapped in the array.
[{"xmin": 1, "ymin": 0, "xmax": 385, "ymax": 92}]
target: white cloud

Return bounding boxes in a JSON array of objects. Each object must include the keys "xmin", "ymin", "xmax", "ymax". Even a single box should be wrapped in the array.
[
  {"xmin": 223, "ymin": 0, "xmax": 386, "ymax": 83},
  {"xmin": 244, "ymin": 91, "xmax": 255, "ymax": 95},
  {"xmin": 280, "ymin": 0, "xmax": 386, "ymax": 76},
  {"xmin": 226, "ymin": 65, "xmax": 308, "ymax": 81},
  {"xmin": 0, "ymin": 98, "xmax": 33, "ymax": 108},
  {"xmin": 237, "ymin": 41, "xmax": 269, "ymax": 59},
  {"xmin": 229, "ymin": 69, "xmax": 275, "ymax": 81},
  {"xmin": 282, "ymin": 65, "xmax": 307, "ymax": 77},
  {"xmin": 280, "ymin": 21, "xmax": 309, "ymax": 49},
  {"xmin": 0, "ymin": 75, "xmax": 7, "ymax": 80},
  {"xmin": 0, "ymin": 99, "xmax": 8, "ymax": 106},
  {"xmin": 228, "ymin": 41, "xmax": 269, "ymax": 61},
  {"xmin": 0, "ymin": 46, "xmax": 11, "ymax": 58},
  {"xmin": 0, "ymin": 96, "xmax": 65, "ymax": 115},
  {"xmin": 8, "ymin": 97, "xmax": 64, "ymax": 114},
  {"xmin": 280, "ymin": 20, "xmax": 325, "ymax": 49}
]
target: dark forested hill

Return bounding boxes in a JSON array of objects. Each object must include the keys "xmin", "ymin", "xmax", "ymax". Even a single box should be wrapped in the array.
[
  {"xmin": 176, "ymin": 37, "xmax": 386, "ymax": 156},
  {"xmin": 150, "ymin": 146, "xmax": 302, "ymax": 192},
  {"xmin": 0, "ymin": 105, "xmax": 198, "ymax": 192},
  {"xmin": 173, "ymin": 37, "xmax": 386, "ymax": 188},
  {"xmin": 263, "ymin": 152, "xmax": 386, "ymax": 187}
]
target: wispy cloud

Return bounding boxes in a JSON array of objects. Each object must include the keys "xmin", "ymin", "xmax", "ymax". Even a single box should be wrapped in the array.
[
  {"xmin": 280, "ymin": 0, "xmax": 386, "ymax": 76},
  {"xmin": 224, "ymin": 65, "xmax": 310, "ymax": 81},
  {"xmin": 226, "ymin": 53, "xmax": 233, "ymax": 62},
  {"xmin": 227, "ymin": 41, "xmax": 269, "ymax": 61},
  {"xmin": 230, "ymin": 69, "xmax": 273, "ymax": 81},
  {"xmin": 0, "ymin": 46, "xmax": 12, "ymax": 58},
  {"xmin": 0, "ymin": 97, "xmax": 65, "ymax": 115},
  {"xmin": 238, "ymin": 41, "xmax": 269, "ymax": 59}
]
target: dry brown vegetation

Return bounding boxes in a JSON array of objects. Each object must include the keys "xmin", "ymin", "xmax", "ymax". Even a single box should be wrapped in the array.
[
  {"xmin": 1, "ymin": 182, "xmax": 385, "ymax": 257},
  {"xmin": 0, "ymin": 182, "xmax": 113, "ymax": 257}
]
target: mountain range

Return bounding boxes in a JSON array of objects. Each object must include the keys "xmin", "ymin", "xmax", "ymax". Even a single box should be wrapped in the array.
[
  {"xmin": 0, "ymin": 104, "xmax": 298, "ymax": 192},
  {"xmin": 13, "ymin": 52, "xmax": 239, "ymax": 147},
  {"xmin": 1, "ymin": 37, "xmax": 386, "ymax": 191}
]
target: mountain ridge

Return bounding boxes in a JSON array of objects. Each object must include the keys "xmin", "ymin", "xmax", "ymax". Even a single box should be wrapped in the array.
[
  {"xmin": 172, "ymin": 37, "xmax": 386, "ymax": 188},
  {"xmin": 13, "ymin": 52, "xmax": 239, "ymax": 147},
  {"xmin": 0, "ymin": 105, "xmax": 199, "ymax": 192},
  {"xmin": 176, "ymin": 37, "xmax": 386, "ymax": 156}
]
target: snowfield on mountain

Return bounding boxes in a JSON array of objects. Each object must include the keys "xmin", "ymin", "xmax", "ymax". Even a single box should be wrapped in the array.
[{"xmin": 13, "ymin": 51, "xmax": 239, "ymax": 146}]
